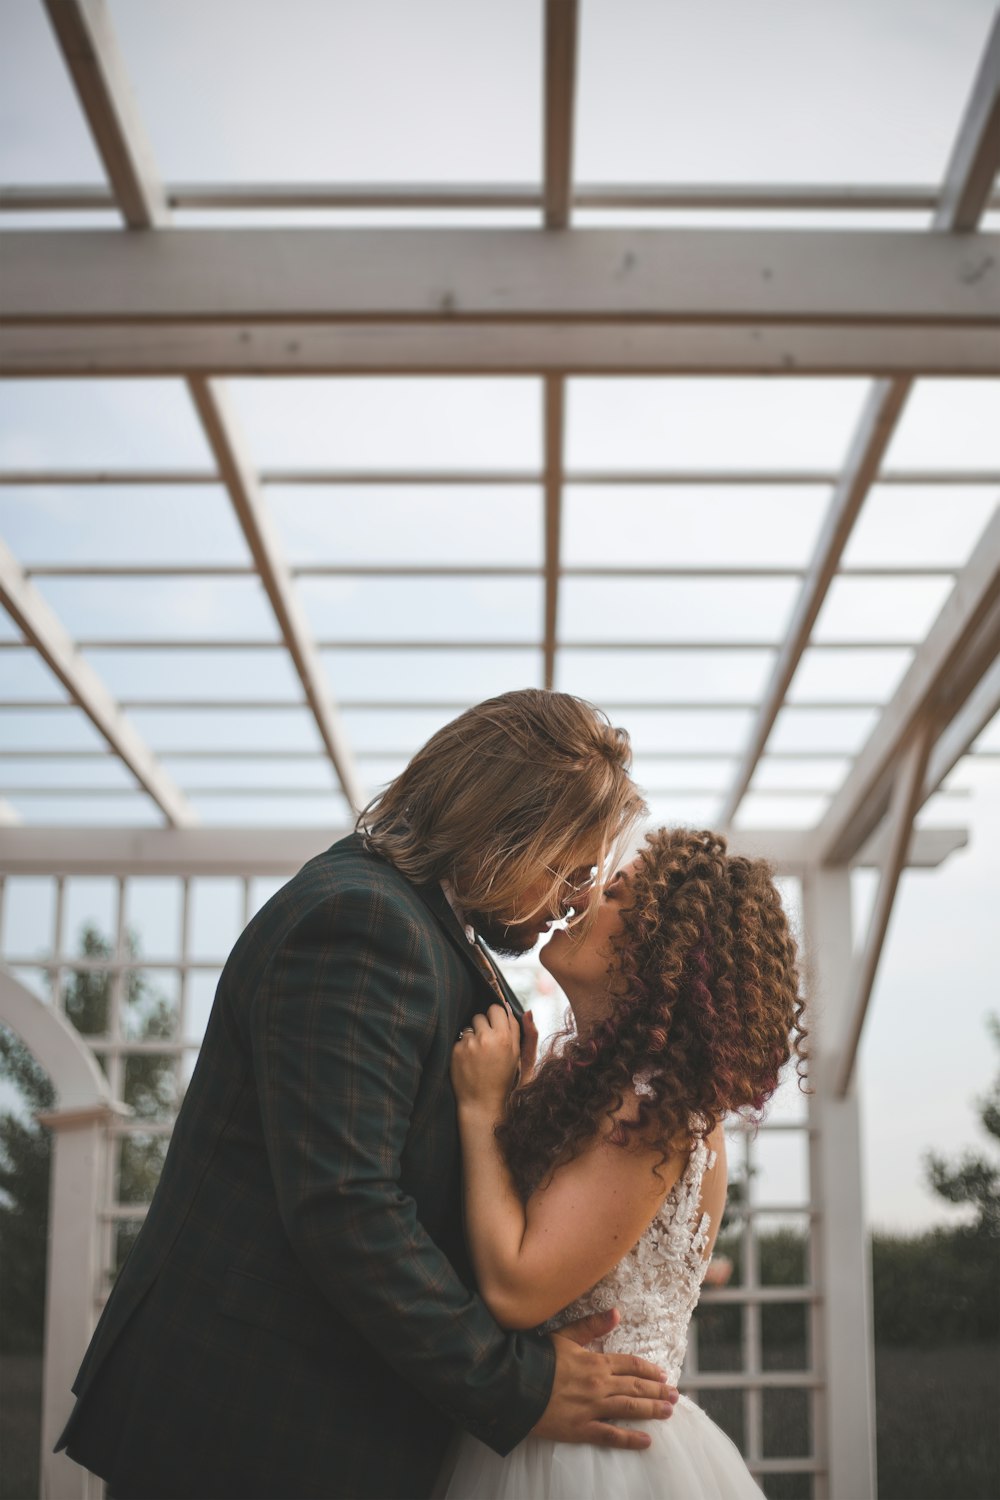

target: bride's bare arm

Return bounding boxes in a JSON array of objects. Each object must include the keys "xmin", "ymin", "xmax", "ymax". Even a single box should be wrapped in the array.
[{"xmin": 452, "ymin": 1003, "xmax": 686, "ymax": 1330}]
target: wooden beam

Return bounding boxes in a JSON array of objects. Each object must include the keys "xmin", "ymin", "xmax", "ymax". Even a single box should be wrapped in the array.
[
  {"xmin": 543, "ymin": 377, "xmax": 564, "ymax": 688},
  {"xmin": 0, "ymin": 696, "xmax": 892, "ymax": 712},
  {"xmin": 544, "ymin": 0, "xmax": 579, "ymax": 229},
  {"xmin": 833, "ymin": 722, "xmax": 936, "ymax": 1096},
  {"xmin": 2, "ymin": 468, "xmax": 998, "ymax": 488},
  {"xmin": 186, "ymin": 379, "xmax": 365, "ymax": 813},
  {"xmin": 718, "ymin": 379, "xmax": 914, "ymax": 826},
  {"xmin": 0, "ymin": 636, "xmax": 922, "ymax": 655},
  {"xmin": 816, "ymin": 505, "xmax": 1000, "ymax": 865},
  {"xmin": 0, "ymin": 537, "xmax": 195, "ymax": 827},
  {"xmin": 18, "ymin": 563, "xmax": 959, "ymax": 581},
  {"xmin": 1, "ymin": 787, "xmax": 347, "ymax": 800},
  {"xmin": 3, "ymin": 228, "xmax": 996, "ymax": 328},
  {"xmin": 561, "ymin": 469, "xmax": 1000, "ymax": 487},
  {"xmin": 41, "ymin": 0, "xmax": 366, "ymax": 820},
  {"xmin": 41, "ymin": 0, "xmax": 169, "ymax": 228},
  {"xmin": 1, "ymin": 635, "xmax": 918, "ymax": 653},
  {"xmin": 0, "ymin": 824, "xmax": 966, "ymax": 878},
  {"xmin": 852, "ymin": 822, "xmax": 967, "ymax": 871},
  {"xmin": 1, "ymin": 748, "xmax": 974, "ymax": 777},
  {"xmin": 932, "ymin": 12, "xmax": 1000, "ymax": 232},
  {"xmin": 4, "ymin": 320, "xmax": 997, "ymax": 378},
  {"xmin": 921, "ymin": 653, "xmax": 1000, "ymax": 798},
  {"xmin": 5, "ymin": 181, "xmax": 1000, "ymax": 215},
  {"xmin": 718, "ymin": 16, "xmax": 1000, "ymax": 828}
]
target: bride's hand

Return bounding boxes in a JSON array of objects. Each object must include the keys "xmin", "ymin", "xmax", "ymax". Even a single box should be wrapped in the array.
[{"xmin": 451, "ymin": 1002, "xmax": 521, "ymax": 1112}]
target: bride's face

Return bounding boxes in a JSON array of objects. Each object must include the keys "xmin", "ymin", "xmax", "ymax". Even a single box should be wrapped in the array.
[{"xmin": 540, "ymin": 861, "xmax": 636, "ymax": 1003}]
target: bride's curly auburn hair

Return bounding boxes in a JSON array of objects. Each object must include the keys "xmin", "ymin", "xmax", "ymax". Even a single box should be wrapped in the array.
[{"xmin": 496, "ymin": 827, "xmax": 807, "ymax": 1199}]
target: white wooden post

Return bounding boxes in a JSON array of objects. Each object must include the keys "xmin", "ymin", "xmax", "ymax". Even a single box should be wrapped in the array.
[
  {"xmin": 803, "ymin": 867, "xmax": 877, "ymax": 1500},
  {"xmin": 0, "ymin": 969, "xmax": 122, "ymax": 1500},
  {"xmin": 35, "ymin": 1105, "xmax": 119, "ymax": 1500}
]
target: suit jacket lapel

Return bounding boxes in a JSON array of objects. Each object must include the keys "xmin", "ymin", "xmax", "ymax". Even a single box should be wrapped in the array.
[
  {"xmin": 474, "ymin": 936, "xmax": 525, "ymax": 1018},
  {"xmin": 413, "ymin": 880, "xmax": 526, "ymax": 1022}
]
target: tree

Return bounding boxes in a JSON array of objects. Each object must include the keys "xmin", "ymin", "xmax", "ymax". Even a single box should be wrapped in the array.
[
  {"xmin": 0, "ymin": 1025, "xmax": 55, "ymax": 1354},
  {"xmin": 924, "ymin": 1013, "xmax": 1000, "ymax": 1239},
  {"xmin": 63, "ymin": 923, "xmax": 176, "ymax": 1216}
]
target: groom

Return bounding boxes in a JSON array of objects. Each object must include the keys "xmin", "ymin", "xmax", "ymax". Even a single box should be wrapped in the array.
[{"xmin": 58, "ymin": 690, "xmax": 677, "ymax": 1499}]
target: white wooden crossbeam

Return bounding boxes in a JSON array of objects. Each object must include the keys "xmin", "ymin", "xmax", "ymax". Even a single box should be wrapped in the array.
[
  {"xmin": 3, "ymin": 228, "xmax": 996, "ymax": 375},
  {"xmin": 0, "ymin": 635, "xmax": 931, "ymax": 652},
  {"xmin": 816, "ymin": 505, "xmax": 1000, "ymax": 866},
  {"xmin": 832, "ymin": 721, "xmax": 937, "ymax": 1096},
  {"xmin": 0, "ymin": 695, "xmax": 941, "ymax": 711},
  {"xmin": 41, "ymin": 0, "xmax": 168, "ymax": 228},
  {"xmin": 543, "ymin": 377, "xmax": 564, "ymax": 689},
  {"xmin": 718, "ymin": 13, "xmax": 1000, "ymax": 829},
  {"xmin": 12, "ymin": 564, "xmax": 962, "ymax": 580},
  {"xmin": 932, "ymin": 14, "xmax": 1000, "ymax": 232},
  {"xmin": 2, "ymin": 227, "xmax": 995, "ymax": 325},
  {"xmin": 45, "ymin": 0, "xmax": 364, "ymax": 815},
  {"xmin": 718, "ymin": 379, "xmax": 913, "ymax": 826},
  {"xmin": 4, "ymin": 182, "xmax": 1000, "ymax": 215},
  {"xmin": 544, "ymin": 0, "xmax": 579, "ymax": 229},
  {"xmin": 921, "ymin": 653, "xmax": 1000, "ymax": 799},
  {"xmin": 0, "ymin": 825, "xmax": 968, "ymax": 879},
  {"xmin": 187, "ymin": 379, "xmax": 366, "ymax": 812},
  {"xmin": 4, "ymin": 321, "xmax": 995, "ymax": 376},
  {"xmin": 0, "ymin": 537, "xmax": 195, "ymax": 827},
  {"xmin": 1, "ymin": 469, "xmax": 997, "ymax": 487}
]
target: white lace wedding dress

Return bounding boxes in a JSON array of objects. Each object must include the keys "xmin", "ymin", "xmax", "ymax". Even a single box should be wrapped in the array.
[{"xmin": 441, "ymin": 1123, "xmax": 762, "ymax": 1499}]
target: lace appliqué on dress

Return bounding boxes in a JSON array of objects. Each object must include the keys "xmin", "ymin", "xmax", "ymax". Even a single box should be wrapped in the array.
[{"xmin": 542, "ymin": 1098, "xmax": 717, "ymax": 1386}]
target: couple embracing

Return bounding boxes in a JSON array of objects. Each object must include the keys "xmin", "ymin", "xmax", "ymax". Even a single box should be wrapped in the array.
[{"xmin": 59, "ymin": 689, "xmax": 804, "ymax": 1500}]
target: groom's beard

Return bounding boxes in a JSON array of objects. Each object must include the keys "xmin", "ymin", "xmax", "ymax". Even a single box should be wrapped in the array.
[{"xmin": 465, "ymin": 909, "xmax": 543, "ymax": 959}]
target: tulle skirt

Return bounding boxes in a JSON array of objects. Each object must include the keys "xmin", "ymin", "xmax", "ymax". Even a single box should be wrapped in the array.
[{"xmin": 440, "ymin": 1396, "xmax": 762, "ymax": 1499}]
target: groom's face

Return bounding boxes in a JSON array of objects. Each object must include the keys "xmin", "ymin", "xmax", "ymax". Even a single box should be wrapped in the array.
[{"xmin": 470, "ymin": 861, "xmax": 598, "ymax": 958}]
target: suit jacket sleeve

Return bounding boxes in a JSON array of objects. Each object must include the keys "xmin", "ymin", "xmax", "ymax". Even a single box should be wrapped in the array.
[{"xmin": 247, "ymin": 880, "xmax": 555, "ymax": 1455}]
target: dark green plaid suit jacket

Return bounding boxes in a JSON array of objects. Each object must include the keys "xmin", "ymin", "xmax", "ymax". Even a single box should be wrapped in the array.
[{"xmin": 58, "ymin": 833, "xmax": 555, "ymax": 1499}]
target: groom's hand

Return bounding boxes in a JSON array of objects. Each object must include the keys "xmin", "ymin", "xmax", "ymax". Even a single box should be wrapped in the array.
[{"xmin": 532, "ymin": 1308, "xmax": 678, "ymax": 1449}]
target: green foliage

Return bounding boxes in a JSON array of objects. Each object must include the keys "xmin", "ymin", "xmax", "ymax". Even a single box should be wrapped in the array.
[
  {"xmin": 703, "ymin": 1224, "xmax": 807, "ymax": 1290},
  {"xmin": 0, "ymin": 924, "xmax": 177, "ymax": 1354},
  {"xmin": 694, "ymin": 1226, "xmax": 812, "ymax": 1376},
  {"xmin": 924, "ymin": 1012, "xmax": 1000, "ymax": 1240},
  {"xmin": 926, "ymin": 1153, "xmax": 1000, "ymax": 1237},
  {"xmin": 718, "ymin": 1165, "xmax": 748, "ymax": 1233},
  {"xmin": 696, "ymin": 1224, "xmax": 999, "ymax": 1353},
  {"xmin": 117, "ymin": 1133, "xmax": 170, "ymax": 1208},
  {"xmin": 876, "ymin": 1343, "xmax": 999, "ymax": 1500},
  {"xmin": 759, "ymin": 1226, "xmax": 807, "ymax": 1287},
  {"xmin": 871, "ymin": 1226, "xmax": 1000, "ymax": 1346},
  {"xmin": 0, "ymin": 1027, "xmax": 55, "ymax": 1355},
  {"xmin": 872, "ymin": 1039, "xmax": 1000, "ymax": 1497}
]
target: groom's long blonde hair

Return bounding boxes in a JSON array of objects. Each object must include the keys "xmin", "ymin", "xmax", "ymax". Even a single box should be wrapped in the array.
[{"xmin": 357, "ymin": 689, "xmax": 645, "ymax": 922}]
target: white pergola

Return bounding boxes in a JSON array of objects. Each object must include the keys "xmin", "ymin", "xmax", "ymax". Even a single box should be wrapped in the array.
[{"xmin": 1, "ymin": 3, "xmax": 998, "ymax": 1498}]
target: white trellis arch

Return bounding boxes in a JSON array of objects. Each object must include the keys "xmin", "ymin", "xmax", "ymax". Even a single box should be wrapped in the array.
[{"xmin": 0, "ymin": 966, "xmax": 126, "ymax": 1500}]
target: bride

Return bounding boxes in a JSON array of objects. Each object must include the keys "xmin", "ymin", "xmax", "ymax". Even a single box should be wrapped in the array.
[{"xmin": 442, "ymin": 826, "xmax": 805, "ymax": 1500}]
